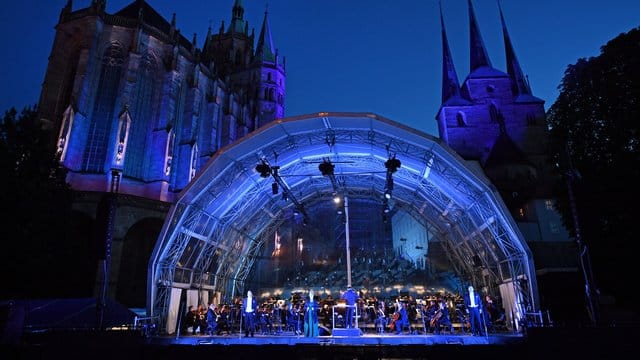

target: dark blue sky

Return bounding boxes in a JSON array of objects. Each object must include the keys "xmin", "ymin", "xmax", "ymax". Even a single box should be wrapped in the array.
[{"xmin": 1, "ymin": 0, "xmax": 638, "ymax": 136}]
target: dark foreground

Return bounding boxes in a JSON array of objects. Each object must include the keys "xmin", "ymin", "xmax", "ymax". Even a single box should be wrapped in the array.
[{"xmin": 2, "ymin": 326, "xmax": 638, "ymax": 359}]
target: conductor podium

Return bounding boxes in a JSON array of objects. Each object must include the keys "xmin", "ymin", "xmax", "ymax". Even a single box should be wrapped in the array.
[{"xmin": 332, "ymin": 303, "xmax": 362, "ymax": 336}]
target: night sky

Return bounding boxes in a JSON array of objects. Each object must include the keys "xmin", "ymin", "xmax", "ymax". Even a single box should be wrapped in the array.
[{"xmin": 1, "ymin": 0, "xmax": 638, "ymax": 136}]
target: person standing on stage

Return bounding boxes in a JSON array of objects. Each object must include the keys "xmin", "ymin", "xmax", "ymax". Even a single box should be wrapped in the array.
[
  {"xmin": 242, "ymin": 290, "xmax": 258, "ymax": 337},
  {"xmin": 304, "ymin": 289, "xmax": 319, "ymax": 337},
  {"xmin": 341, "ymin": 286, "xmax": 359, "ymax": 328},
  {"xmin": 464, "ymin": 285, "xmax": 484, "ymax": 336}
]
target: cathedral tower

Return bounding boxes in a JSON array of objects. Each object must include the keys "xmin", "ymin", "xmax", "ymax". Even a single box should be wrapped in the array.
[
  {"xmin": 436, "ymin": 0, "xmax": 549, "ymax": 209},
  {"xmin": 35, "ymin": 0, "xmax": 286, "ymax": 307}
]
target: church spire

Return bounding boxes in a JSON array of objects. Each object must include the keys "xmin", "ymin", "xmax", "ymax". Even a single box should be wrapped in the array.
[
  {"xmin": 468, "ymin": 0, "xmax": 492, "ymax": 72},
  {"xmin": 255, "ymin": 8, "xmax": 276, "ymax": 62},
  {"xmin": 440, "ymin": 2, "xmax": 462, "ymax": 104},
  {"xmin": 499, "ymin": 2, "xmax": 531, "ymax": 96},
  {"xmin": 228, "ymin": 0, "xmax": 246, "ymax": 33}
]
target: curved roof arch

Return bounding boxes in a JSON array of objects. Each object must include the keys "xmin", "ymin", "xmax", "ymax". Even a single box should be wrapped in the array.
[{"xmin": 148, "ymin": 112, "xmax": 539, "ymax": 331}]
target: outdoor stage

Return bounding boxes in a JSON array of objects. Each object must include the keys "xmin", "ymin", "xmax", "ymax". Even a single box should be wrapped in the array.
[{"xmin": 6, "ymin": 326, "xmax": 639, "ymax": 359}]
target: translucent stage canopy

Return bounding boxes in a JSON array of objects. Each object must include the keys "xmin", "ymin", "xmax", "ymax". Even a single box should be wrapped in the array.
[{"xmin": 149, "ymin": 112, "xmax": 539, "ymax": 331}]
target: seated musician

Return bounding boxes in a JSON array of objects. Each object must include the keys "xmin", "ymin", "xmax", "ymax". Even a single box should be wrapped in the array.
[
  {"xmin": 374, "ymin": 301, "xmax": 387, "ymax": 333},
  {"xmin": 434, "ymin": 298, "xmax": 453, "ymax": 334},
  {"xmin": 425, "ymin": 299, "xmax": 439, "ymax": 333},
  {"xmin": 392, "ymin": 300, "xmax": 409, "ymax": 335}
]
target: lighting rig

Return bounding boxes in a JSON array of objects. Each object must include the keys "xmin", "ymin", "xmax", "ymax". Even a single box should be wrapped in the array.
[
  {"xmin": 318, "ymin": 158, "xmax": 345, "ymax": 215},
  {"xmin": 383, "ymin": 154, "xmax": 401, "ymax": 216},
  {"xmin": 255, "ymin": 159, "xmax": 308, "ymax": 225}
]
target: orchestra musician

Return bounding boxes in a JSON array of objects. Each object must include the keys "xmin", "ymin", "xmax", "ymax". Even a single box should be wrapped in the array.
[
  {"xmin": 433, "ymin": 298, "xmax": 453, "ymax": 334},
  {"xmin": 374, "ymin": 301, "xmax": 387, "ymax": 333},
  {"xmin": 426, "ymin": 299, "xmax": 440, "ymax": 333},
  {"xmin": 391, "ymin": 300, "xmax": 409, "ymax": 335}
]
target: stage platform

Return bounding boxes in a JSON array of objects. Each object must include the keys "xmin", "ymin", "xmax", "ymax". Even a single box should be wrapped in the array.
[
  {"xmin": 6, "ymin": 327, "xmax": 639, "ymax": 359},
  {"xmin": 159, "ymin": 331, "xmax": 524, "ymax": 347}
]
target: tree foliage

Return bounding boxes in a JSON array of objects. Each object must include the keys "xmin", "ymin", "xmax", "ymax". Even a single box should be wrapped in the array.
[
  {"xmin": 546, "ymin": 27, "xmax": 640, "ymax": 308},
  {"xmin": 0, "ymin": 106, "xmax": 94, "ymax": 299}
]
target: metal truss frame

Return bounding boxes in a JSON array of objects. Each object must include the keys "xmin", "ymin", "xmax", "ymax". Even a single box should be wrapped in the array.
[{"xmin": 148, "ymin": 113, "xmax": 539, "ymax": 332}]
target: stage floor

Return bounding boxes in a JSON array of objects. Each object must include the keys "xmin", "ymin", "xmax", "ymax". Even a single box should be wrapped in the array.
[
  {"xmin": 158, "ymin": 330, "xmax": 524, "ymax": 347},
  {"xmin": 7, "ymin": 327, "xmax": 639, "ymax": 359}
]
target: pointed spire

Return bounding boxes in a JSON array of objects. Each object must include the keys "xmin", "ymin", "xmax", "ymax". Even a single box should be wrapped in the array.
[
  {"xmin": 60, "ymin": 0, "xmax": 72, "ymax": 21},
  {"xmin": 440, "ymin": 2, "xmax": 462, "ymax": 104},
  {"xmin": 255, "ymin": 8, "xmax": 276, "ymax": 62},
  {"xmin": 232, "ymin": 0, "xmax": 244, "ymax": 20},
  {"xmin": 468, "ymin": 0, "xmax": 492, "ymax": 71},
  {"xmin": 499, "ymin": 2, "xmax": 531, "ymax": 96},
  {"xmin": 228, "ymin": 0, "xmax": 246, "ymax": 33},
  {"xmin": 203, "ymin": 24, "xmax": 212, "ymax": 49},
  {"xmin": 170, "ymin": 13, "xmax": 176, "ymax": 37}
]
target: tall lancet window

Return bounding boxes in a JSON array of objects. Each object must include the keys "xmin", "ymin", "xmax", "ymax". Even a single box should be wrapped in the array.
[
  {"xmin": 489, "ymin": 103, "xmax": 499, "ymax": 123},
  {"xmin": 164, "ymin": 128, "xmax": 175, "ymax": 176},
  {"xmin": 114, "ymin": 108, "xmax": 131, "ymax": 165},
  {"xmin": 456, "ymin": 111, "xmax": 467, "ymax": 127},
  {"xmin": 189, "ymin": 143, "xmax": 199, "ymax": 181},
  {"xmin": 124, "ymin": 53, "xmax": 158, "ymax": 179},
  {"xmin": 82, "ymin": 43, "xmax": 124, "ymax": 173},
  {"xmin": 56, "ymin": 104, "xmax": 75, "ymax": 161}
]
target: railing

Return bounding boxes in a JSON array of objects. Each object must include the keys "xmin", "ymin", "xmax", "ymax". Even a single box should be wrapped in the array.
[
  {"xmin": 133, "ymin": 315, "xmax": 160, "ymax": 337},
  {"xmin": 332, "ymin": 304, "xmax": 359, "ymax": 330},
  {"xmin": 522, "ymin": 310, "xmax": 553, "ymax": 327}
]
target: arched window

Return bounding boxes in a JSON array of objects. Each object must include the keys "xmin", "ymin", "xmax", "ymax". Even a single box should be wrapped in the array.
[
  {"xmin": 164, "ymin": 128, "xmax": 175, "ymax": 177},
  {"xmin": 124, "ymin": 53, "xmax": 158, "ymax": 179},
  {"xmin": 489, "ymin": 103, "xmax": 499, "ymax": 123},
  {"xmin": 82, "ymin": 43, "xmax": 124, "ymax": 173},
  {"xmin": 114, "ymin": 109, "xmax": 131, "ymax": 165},
  {"xmin": 456, "ymin": 111, "xmax": 466, "ymax": 127},
  {"xmin": 189, "ymin": 143, "xmax": 199, "ymax": 181},
  {"xmin": 56, "ymin": 104, "xmax": 75, "ymax": 161}
]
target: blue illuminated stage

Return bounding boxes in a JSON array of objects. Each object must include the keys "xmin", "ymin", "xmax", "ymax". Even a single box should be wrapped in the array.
[
  {"xmin": 162, "ymin": 331, "xmax": 524, "ymax": 347},
  {"xmin": 8, "ymin": 327, "xmax": 639, "ymax": 359}
]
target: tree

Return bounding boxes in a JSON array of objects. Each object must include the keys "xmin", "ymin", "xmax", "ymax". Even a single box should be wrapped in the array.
[
  {"xmin": 546, "ymin": 27, "xmax": 640, "ymax": 315},
  {"xmin": 0, "ymin": 106, "xmax": 94, "ymax": 299}
]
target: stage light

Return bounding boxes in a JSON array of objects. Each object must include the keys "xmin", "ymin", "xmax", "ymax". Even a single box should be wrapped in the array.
[
  {"xmin": 319, "ymin": 160, "xmax": 335, "ymax": 176},
  {"xmin": 333, "ymin": 193, "xmax": 341, "ymax": 204},
  {"xmin": 383, "ymin": 205, "xmax": 390, "ymax": 213},
  {"xmin": 384, "ymin": 190, "xmax": 392, "ymax": 200},
  {"xmin": 385, "ymin": 156, "xmax": 401, "ymax": 173},
  {"xmin": 255, "ymin": 161, "xmax": 271, "ymax": 177},
  {"xmin": 272, "ymin": 182, "xmax": 279, "ymax": 195}
]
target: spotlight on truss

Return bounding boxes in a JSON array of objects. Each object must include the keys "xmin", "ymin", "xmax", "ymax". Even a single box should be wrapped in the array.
[{"xmin": 255, "ymin": 161, "xmax": 272, "ymax": 178}]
